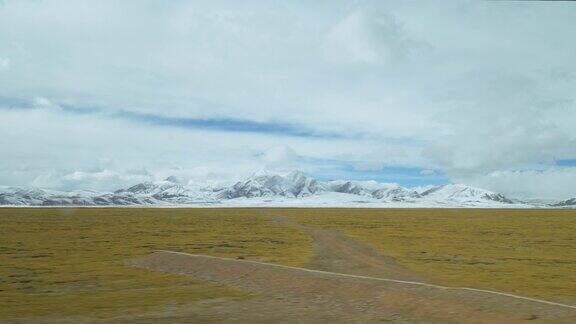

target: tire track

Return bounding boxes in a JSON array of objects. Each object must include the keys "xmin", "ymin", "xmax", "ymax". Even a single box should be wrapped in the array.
[
  {"xmin": 132, "ymin": 251, "xmax": 576, "ymax": 323},
  {"xmin": 155, "ymin": 250, "xmax": 576, "ymax": 311}
]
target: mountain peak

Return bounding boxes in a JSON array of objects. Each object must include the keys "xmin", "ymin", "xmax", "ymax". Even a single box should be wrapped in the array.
[
  {"xmin": 0, "ymin": 172, "xmax": 550, "ymax": 207},
  {"xmin": 218, "ymin": 169, "xmax": 323, "ymax": 199},
  {"xmin": 164, "ymin": 175, "xmax": 183, "ymax": 184},
  {"xmin": 552, "ymin": 197, "xmax": 576, "ymax": 207},
  {"xmin": 249, "ymin": 169, "xmax": 277, "ymax": 178},
  {"xmin": 285, "ymin": 170, "xmax": 308, "ymax": 182},
  {"xmin": 420, "ymin": 183, "xmax": 512, "ymax": 204}
]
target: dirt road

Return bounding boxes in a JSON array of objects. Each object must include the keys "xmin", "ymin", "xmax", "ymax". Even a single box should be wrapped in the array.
[
  {"xmin": 129, "ymin": 218, "xmax": 576, "ymax": 323},
  {"xmin": 273, "ymin": 216, "xmax": 424, "ymax": 282}
]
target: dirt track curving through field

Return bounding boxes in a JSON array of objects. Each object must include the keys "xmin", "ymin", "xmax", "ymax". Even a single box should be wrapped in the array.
[
  {"xmin": 129, "ymin": 218, "xmax": 576, "ymax": 323},
  {"xmin": 272, "ymin": 216, "xmax": 425, "ymax": 282}
]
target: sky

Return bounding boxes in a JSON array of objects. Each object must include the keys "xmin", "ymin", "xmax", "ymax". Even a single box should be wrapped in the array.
[{"xmin": 1, "ymin": 0, "xmax": 576, "ymax": 199}]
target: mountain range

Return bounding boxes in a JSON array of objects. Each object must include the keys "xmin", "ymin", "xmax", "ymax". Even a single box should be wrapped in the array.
[{"xmin": 0, "ymin": 170, "xmax": 574, "ymax": 208}]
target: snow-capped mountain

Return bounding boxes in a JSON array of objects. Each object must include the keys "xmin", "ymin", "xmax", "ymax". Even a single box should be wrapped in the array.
[
  {"xmin": 0, "ymin": 170, "xmax": 569, "ymax": 207},
  {"xmin": 327, "ymin": 180, "xmax": 420, "ymax": 202},
  {"xmin": 328, "ymin": 180, "xmax": 380, "ymax": 196},
  {"xmin": 419, "ymin": 184, "xmax": 513, "ymax": 204},
  {"xmin": 551, "ymin": 197, "xmax": 576, "ymax": 207},
  {"xmin": 0, "ymin": 186, "xmax": 157, "ymax": 206},
  {"xmin": 372, "ymin": 186, "xmax": 421, "ymax": 201},
  {"xmin": 0, "ymin": 187, "xmax": 58, "ymax": 206},
  {"xmin": 217, "ymin": 170, "xmax": 324, "ymax": 199},
  {"xmin": 114, "ymin": 176, "xmax": 217, "ymax": 203}
]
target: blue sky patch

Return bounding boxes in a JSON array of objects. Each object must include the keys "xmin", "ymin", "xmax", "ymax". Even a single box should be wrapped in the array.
[
  {"xmin": 0, "ymin": 97, "xmax": 354, "ymax": 140},
  {"xmin": 113, "ymin": 110, "xmax": 347, "ymax": 139},
  {"xmin": 312, "ymin": 163, "xmax": 448, "ymax": 188},
  {"xmin": 555, "ymin": 159, "xmax": 576, "ymax": 167}
]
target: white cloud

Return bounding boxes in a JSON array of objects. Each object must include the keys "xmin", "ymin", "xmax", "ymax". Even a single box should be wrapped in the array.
[
  {"xmin": 419, "ymin": 169, "xmax": 436, "ymax": 176},
  {"xmin": 33, "ymin": 97, "xmax": 57, "ymax": 108},
  {"xmin": 0, "ymin": 57, "xmax": 10, "ymax": 71},
  {"xmin": 0, "ymin": 1, "xmax": 575, "ymax": 198},
  {"xmin": 466, "ymin": 169, "xmax": 576, "ymax": 200},
  {"xmin": 0, "ymin": 106, "xmax": 421, "ymax": 190},
  {"xmin": 32, "ymin": 169, "xmax": 152, "ymax": 192},
  {"xmin": 259, "ymin": 145, "xmax": 299, "ymax": 169},
  {"xmin": 324, "ymin": 8, "xmax": 422, "ymax": 66}
]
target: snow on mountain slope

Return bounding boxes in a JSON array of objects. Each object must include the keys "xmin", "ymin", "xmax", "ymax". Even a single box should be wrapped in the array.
[
  {"xmin": 419, "ymin": 184, "xmax": 513, "ymax": 204},
  {"xmin": 327, "ymin": 180, "xmax": 420, "ymax": 201},
  {"xmin": 327, "ymin": 180, "xmax": 380, "ymax": 196},
  {"xmin": 0, "ymin": 187, "xmax": 54, "ymax": 206},
  {"xmin": 412, "ymin": 185, "xmax": 437, "ymax": 195},
  {"xmin": 217, "ymin": 170, "xmax": 324, "ymax": 199},
  {"xmin": 0, "ymin": 186, "xmax": 157, "ymax": 206},
  {"xmin": 213, "ymin": 191, "xmax": 530, "ymax": 208},
  {"xmin": 114, "ymin": 177, "xmax": 217, "ymax": 203},
  {"xmin": 372, "ymin": 186, "xmax": 420, "ymax": 201},
  {"xmin": 0, "ymin": 171, "xmax": 561, "ymax": 207},
  {"xmin": 551, "ymin": 197, "xmax": 576, "ymax": 207},
  {"xmin": 372, "ymin": 186, "xmax": 421, "ymax": 201}
]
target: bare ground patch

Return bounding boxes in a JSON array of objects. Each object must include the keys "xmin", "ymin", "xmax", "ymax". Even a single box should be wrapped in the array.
[
  {"xmin": 131, "ymin": 251, "xmax": 576, "ymax": 323},
  {"xmin": 127, "ymin": 216, "xmax": 576, "ymax": 323},
  {"xmin": 272, "ymin": 216, "xmax": 424, "ymax": 282}
]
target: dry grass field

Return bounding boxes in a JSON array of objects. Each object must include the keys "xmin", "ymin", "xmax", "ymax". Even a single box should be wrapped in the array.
[
  {"xmin": 0, "ymin": 208, "xmax": 312, "ymax": 321},
  {"xmin": 285, "ymin": 208, "xmax": 576, "ymax": 304},
  {"xmin": 1, "ymin": 208, "xmax": 575, "ymax": 322}
]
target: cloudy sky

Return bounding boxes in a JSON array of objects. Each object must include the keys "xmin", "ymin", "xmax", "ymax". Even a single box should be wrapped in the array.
[{"xmin": 1, "ymin": 0, "xmax": 576, "ymax": 199}]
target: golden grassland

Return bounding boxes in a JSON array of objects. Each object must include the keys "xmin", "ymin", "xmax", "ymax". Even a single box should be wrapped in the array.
[
  {"xmin": 1, "ymin": 208, "xmax": 575, "ymax": 320},
  {"xmin": 0, "ymin": 208, "xmax": 312, "ymax": 320},
  {"xmin": 284, "ymin": 208, "xmax": 576, "ymax": 304}
]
